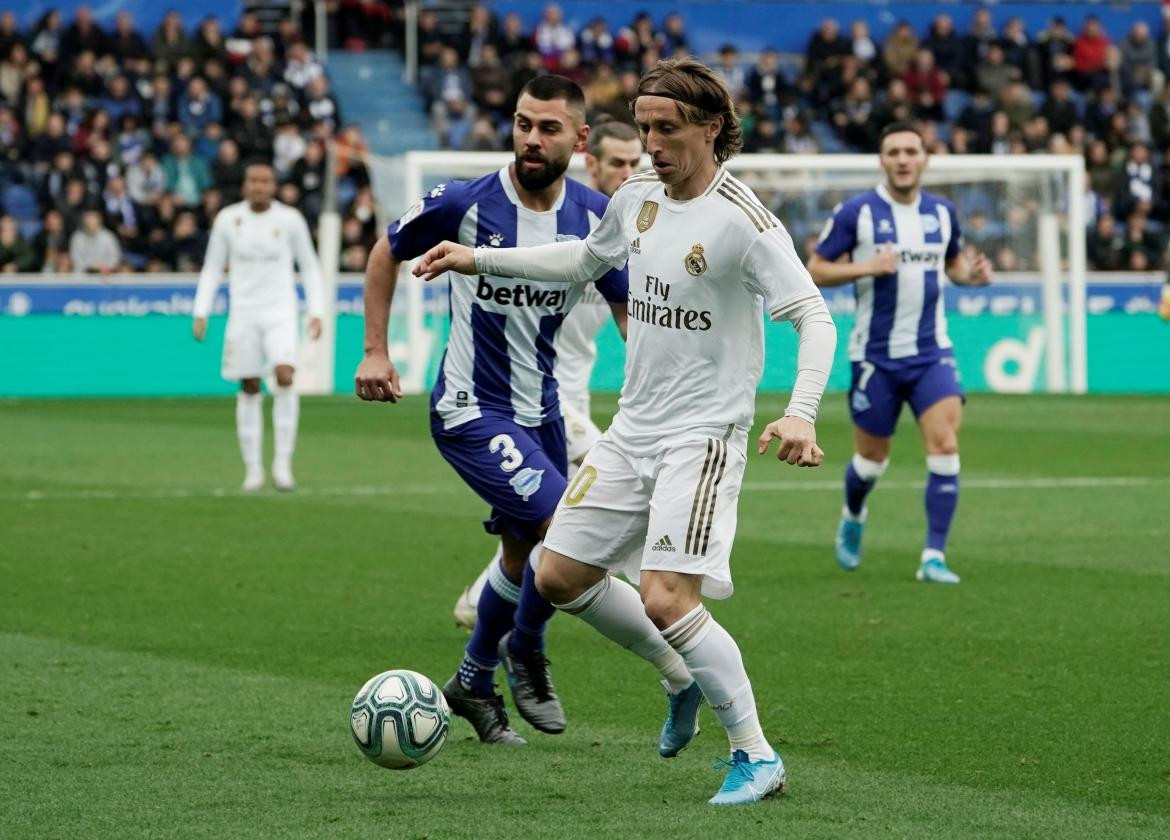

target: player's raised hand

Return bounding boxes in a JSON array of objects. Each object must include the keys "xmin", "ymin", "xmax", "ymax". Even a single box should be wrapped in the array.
[
  {"xmin": 758, "ymin": 415, "xmax": 824, "ymax": 467},
  {"xmin": 307, "ymin": 317, "xmax": 323, "ymax": 340},
  {"xmin": 869, "ymin": 245, "xmax": 898, "ymax": 277},
  {"xmin": 192, "ymin": 317, "xmax": 207, "ymax": 341},
  {"xmin": 968, "ymin": 252, "xmax": 993, "ymax": 286},
  {"xmin": 413, "ymin": 241, "xmax": 476, "ymax": 281},
  {"xmin": 355, "ymin": 353, "xmax": 404, "ymax": 403}
]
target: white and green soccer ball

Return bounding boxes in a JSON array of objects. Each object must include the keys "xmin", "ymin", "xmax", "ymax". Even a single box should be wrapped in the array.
[{"xmin": 349, "ymin": 670, "xmax": 451, "ymax": 769}]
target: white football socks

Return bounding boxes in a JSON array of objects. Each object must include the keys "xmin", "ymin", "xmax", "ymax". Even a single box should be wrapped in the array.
[
  {"xmin": 555, "ymin": 575, "xmax": 693, "ymax": 694},
  {"xmin": 272, "ymin": 385, "xmax": 299, "ymax": 467},
  {"xmin": 662, "ymin": 604, "xmax": 774, "ymax": 761},
  {"xmin": 236, "ymin": 391, "xmax": 263, "ymax": 472}
]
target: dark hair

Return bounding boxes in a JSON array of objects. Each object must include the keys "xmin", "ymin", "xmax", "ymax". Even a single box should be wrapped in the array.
[
  {"xmin": 878, "ymin": 120, "xmax": 925, "ymax": 151},
  {"xmin": 243, "ymin": 157, "xmax": 275, "ymax": 174},
  {"xmin": 518, "ymin": 74, "xmax": 586, "ymax": 119},
  {"xmin": 634, "ymin": 57, "xmax": 743, "ymax": 163},
  {"xmin": 587, "ymin": 120, "xmax": 640, "ymax": 157}
]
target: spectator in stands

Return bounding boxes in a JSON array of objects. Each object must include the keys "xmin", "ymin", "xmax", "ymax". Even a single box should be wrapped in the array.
[
  {"xmin": 470, "ymin": 43, "xmax": 510, "ymax": 125},
  {"xmin": 423, "ymin": 45, "xmax": 474, "ymax": 110},
  {"xmin": 110, "ymin": 11, "xmax": 147, "ymax": 62},
  {"xmin": 617, "ymin": 13, "xmax": 661, "ymax": 66},
  {"xmin": 783, "ymin": 113, "xmax": 818, "ymax": 153},
  {"xmin": 747, "ymin": 48, "xmax": 789, "ymax": 121},
  {"xmin": 534, "ymin": 4, "xmax": 575, "ymax": 72},
  {"xmin": 976, "ymin": 44, "xmax": 1021, "ymax": 96},
  {"xmin": 714, "ymin": 45, "xmax": 746, "ymax": 100},
  {"xmin": 163, "ymin": 133, "xmax": 210, "ymax": 207},
  {"xmin": 179, "ymin": 76, "xmax": 223, "ymax": 138},
  {"xmin": 1115, "ymin": 143, "xmax": 1156, "ymax": 218},
  {"xmin": 903, "ymin": 48, "xmax": 947, "ymax": 121},
  {"xmin": 169, "ymin": 210, "xmax": 206, "ymax": 271},
  {"xmin": 417, "ymin": 9, "xmax": 446, "ymax": 68},
  {"xmin": 883, "ymin": 21, "xmax": 919, "ymax": 79},
  {"xmin": 1120, "ymin": 21, "xmax": 1156, "ymax": 98},
  {"xmin": 0, "ymin": 44, "xmax": 33, "ymax": 104},
  {"xmin": 874, "ymin": 77, "xmax": 913, "ymax": 127},
  {"xmin": 661, "ymin": 13, "xmax": 688, "ymax": 55},
  {"xmin": 849, "ymin": 19, "xmax": 877, "ymax": 65},
  {"xmin": 578, "ymin": 17, "xmax": 614, "ymax": 68},
  {"xmin": 0, "ymin": 11, "xmax": 20, "ymax": 60},
  {"xmin": 806, "ymin": 18, "xmax": 851, "ymax": 81},
  {"xmin": 100, "ymin": 75, "xmax": 142, "ymax": 125},
  {"xmin": 1084, "ymin": 86, "xmax": 1121, "ymax": 140},
  {"xmin": 0, "ymin": 215, "xmax": 38, "ymax": 272},
  {"xmin": 70, "ymin": 208, "xmax": 121, "ymax": 274},
  {"xmin": 273, "ymin": 122, "xmax": 306, "ymax": 178},
  {"xmin": 334, "ymin": 123, "xmax": 370, "ymax": 187},
  {"xmin": 1000, "ymin": 17, "xmax": 1038, "ymax": 88},
  {"xmin": 496, "ymin": 13, "xmax": 528, "ymax": 66},
  {"xmin": 832, "ymin": 76, "xmax": 876, "ymax": 150},
  {"xmin": 1037, "ymin": 16, "xmax": 1076, "ymax": 87},
  {"xmin": 304, "ymin": 76, "xmax": 340, "ymax": 134},
  {"xmin": 29, "ymin": 11, "xmax": 63, "ymax": 77},
  {"xmin": 923, "ymin": 14, "xmax": 964, "ymax": 86},
  {"xmin": 102, "ymin": 174, "xmax": 139, "ymax": 249},
  {"xmin": 34, "ymin": 209, "xmax": 68, "ymax": 270},
  {"xmin": 1040, "ymin": 79, "xmax": 1078, "ymax": 137},
  {"xmin": 126, "ymin": 151, "xmax": 166, "ymax": 207},
  {"xmin": 284, "ymin": 42, "xmax": 323, "ymax": 95},
  {"xmin": 462, "ymin": 3, "xmax": 497, "ymax": 66},
  {"xmin": 963, "ymin": 7, "xmax": 997, "ymax": 75},
  {"xmin": 22, "ymin": 76, "xmax": 52, "ymax": 138},
  {"xmin": 462, "ymin": 114, "xmax": 503, "ymax": 151},
  {"xmin": 197, "ymin": 187, "xmax": 222, "ymax": 229},
  {"xmin": 230, "ymin": 94, "xmax": 273, "ymax": 159},
  {"xmin": 211, "ymin": 137, "xmax": 244, "ymax": 203},
  {"xmin": 1072, "ymin": 15, "xmax": 1110, "ymax": 91},
  {"xmin": 152, "ymin": 10, "xmax": 191, "ymax": 71},
  {"xmin": 62, "ymin": 6, "xmax": 105, "ymax": 57}
]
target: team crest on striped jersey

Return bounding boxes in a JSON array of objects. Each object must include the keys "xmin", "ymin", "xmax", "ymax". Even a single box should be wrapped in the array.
[
  {"xmin": 685, "ymin": 243, "xmax": 707, "ymax": 276},
  {"xmin": 636, "ymin": 200, "xmax": 658, "ymax": 233}
]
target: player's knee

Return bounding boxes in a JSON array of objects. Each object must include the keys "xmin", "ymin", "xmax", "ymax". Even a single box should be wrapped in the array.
[
  {"xmin": 928, "ymin": 436, "xmax": 959, "ymax": 456},
  {"xmin": 240, "ymin": 378, "xmax": 261, "ymax": 394},
  {"xmin": 640, "ymin": 589, "xmax": 694, "ymax": 631},
  {"xmin": 535, "ymin": 557, "xmax": 575, "ymax": 606},
  {"xmin": 274, "ymin": 366, "xmax": 295, "ymax": 387}
]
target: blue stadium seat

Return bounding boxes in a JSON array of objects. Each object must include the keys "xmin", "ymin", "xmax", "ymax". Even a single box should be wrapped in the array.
[{"xmin": 3, "ymin": 183, "xmax": 39, "ymax": 221}]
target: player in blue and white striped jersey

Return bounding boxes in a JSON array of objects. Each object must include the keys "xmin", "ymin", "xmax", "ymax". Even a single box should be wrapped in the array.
[
  {"xmin": 355, "ymin": 76, "xmax": 628, "ymax": 744},
  {"xmin": 808, "ymin": 121, "xmax": 992, "ymax": 584}
]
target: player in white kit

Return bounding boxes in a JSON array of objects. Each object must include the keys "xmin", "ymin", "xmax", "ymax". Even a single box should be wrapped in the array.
[
  {"xmin": 452, "ymin": 120, "xmax": 644, "ymax": 629},
  {"xmin": 193, "ymin": 161, "xmax": 324, "ymax": 492},
  {"xmin": 415, "ymin": 58, "xmax": 837, "ymax": 806}
]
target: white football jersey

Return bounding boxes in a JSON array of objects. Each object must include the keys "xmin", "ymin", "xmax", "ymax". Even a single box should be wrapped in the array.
[
  {"xmin": 194, "ymin": 200, "xmax": 324, "ymax": 319},
  {"xmin": 553, "ymin": 284, "xmax": 609, "ymax": 414},
  {"xmin": 584, "ymin": 168, "xmax": 821, "ymax": 455}
]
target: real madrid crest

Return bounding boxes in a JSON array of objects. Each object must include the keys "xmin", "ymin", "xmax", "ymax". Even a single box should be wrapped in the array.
[
  {"xmin": 636, "ymin": 200, "xmax": 658, "ymax": 233},
  {"xmin": 685, "ymin": 243, "xmax": 707, "ymax": 276}
]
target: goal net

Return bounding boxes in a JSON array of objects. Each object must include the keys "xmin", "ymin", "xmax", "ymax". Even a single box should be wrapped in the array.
[{"xmin": 359, "ymin": 151, "xmax": 1086, "ymax": 396}]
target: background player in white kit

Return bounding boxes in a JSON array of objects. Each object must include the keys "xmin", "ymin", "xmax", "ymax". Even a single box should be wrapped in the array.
[
  {"xmin": 193, "ymin": 161, "xmax": 324, "ymax": 492},
  {"xmin": 415, "ymin": 58, "xmax": 837, "ymax": 806},
  {"xmin": 452, "ymin": 120, "xmax": 644, "ymax": 629}
]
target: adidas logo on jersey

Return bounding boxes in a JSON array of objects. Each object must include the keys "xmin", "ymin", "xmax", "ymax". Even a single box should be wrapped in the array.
[
  {"xmin": 651, "ymin": 535, "xmax": 677, "ymax": 552},
  {"xmin": 630, "ymin": 237, "xmax": 641, "ymax": 254}
]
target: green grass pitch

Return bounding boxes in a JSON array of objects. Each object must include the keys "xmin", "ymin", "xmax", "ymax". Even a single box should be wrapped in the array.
[{"xmin": 2, "ymin": 393, "xmax": 1168, "ymax": 839}]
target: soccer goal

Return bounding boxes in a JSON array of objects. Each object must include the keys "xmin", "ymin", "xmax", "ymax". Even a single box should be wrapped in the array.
[{"xmin": 363, "ymin": 151, "xmax": 1086, "ymax": 396}]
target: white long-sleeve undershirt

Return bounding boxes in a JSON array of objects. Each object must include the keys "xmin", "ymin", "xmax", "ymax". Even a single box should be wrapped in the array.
[
  {"xmin": 771, "ymin": 294, "xmax": 836, "ymax": 424},
  {"xmin": 474, "ymin": 239, "xmax": 606, "ymax": 285}
]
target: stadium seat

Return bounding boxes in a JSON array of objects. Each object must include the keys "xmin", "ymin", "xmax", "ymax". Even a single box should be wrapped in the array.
[{"xmin": 943, "ymin": 90, "xmax": 972, "ymax": 124}]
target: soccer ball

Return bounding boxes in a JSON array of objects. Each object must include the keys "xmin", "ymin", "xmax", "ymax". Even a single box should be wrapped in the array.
[{"xmin": 349, "ymin": 669, "xmax": 451, "ymax": 769}]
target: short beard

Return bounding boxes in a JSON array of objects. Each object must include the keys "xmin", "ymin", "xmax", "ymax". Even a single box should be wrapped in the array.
[{"xmin": 514, "ymin": 151, "xmax": 570, "ymax": 191}]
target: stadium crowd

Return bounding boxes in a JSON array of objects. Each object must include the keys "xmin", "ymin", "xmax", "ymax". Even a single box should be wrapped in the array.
[
  {"xmin": 0, "ymin": 3, "xmax": 1165, "ymax": 274},
  {"xmin": 0, "ymin": 5, "xmax": 379, "ymax": 275},
  {"xmin": 414, "ymin": 3, "xmax": 1169, "ymax": 273}
]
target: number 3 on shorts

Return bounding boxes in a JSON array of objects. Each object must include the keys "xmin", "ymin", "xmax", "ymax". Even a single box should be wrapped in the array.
[
  {"xmin": 564, "ymin": 465, "xmax": 597, "ymax": 506},
  {"xmin": 489, "ymin": 434, "xmax": 524, "ymax": 473}
]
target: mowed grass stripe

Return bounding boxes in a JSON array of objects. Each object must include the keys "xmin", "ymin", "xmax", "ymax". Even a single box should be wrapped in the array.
[{"xmin": 4, "ymin": 633, "xmax": 1167, "ymax": 840}]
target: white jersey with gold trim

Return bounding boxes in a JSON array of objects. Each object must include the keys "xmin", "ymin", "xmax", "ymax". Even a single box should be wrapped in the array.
[{"xmin": 583, "ymin": 168, "xmax": 821, "ymax": 456}]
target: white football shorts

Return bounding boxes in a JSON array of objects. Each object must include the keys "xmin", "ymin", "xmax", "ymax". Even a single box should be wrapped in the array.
[
  {"xmin": 221, "ymin": 309, "xmax": 298, "ymax": 380},
  {"xmin": 543, "ymin": 427, "xmax": 747, "ymax": 599},
  {"xmin": 560, "ymin": 395, "xmax": 602, "ymax": 463}
]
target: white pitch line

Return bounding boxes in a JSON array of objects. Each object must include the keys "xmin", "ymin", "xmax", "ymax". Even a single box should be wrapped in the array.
[
  {"xmin": 6, "ymin": 475, "xmax": 1167, "ymax": 503},
  {"xmin": 742, "ymin": 476, "xmax": 1170, "ymax": 492}
]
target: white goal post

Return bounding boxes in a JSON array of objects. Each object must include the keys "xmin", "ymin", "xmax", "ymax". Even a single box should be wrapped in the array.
[{"xmin": 384, "ymin": 151, "xmax": 1087, "ymax": 395}]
